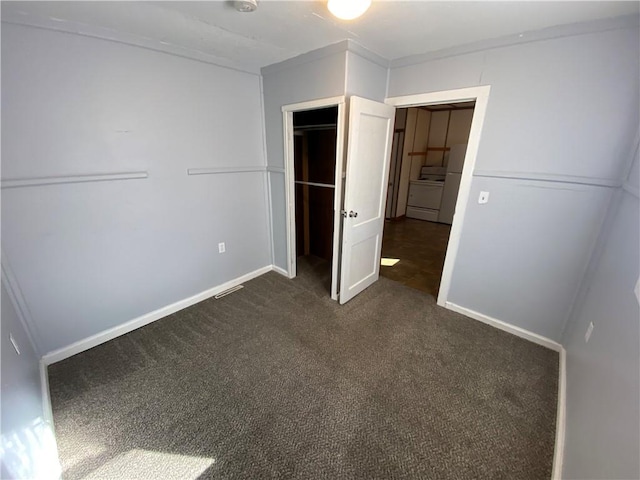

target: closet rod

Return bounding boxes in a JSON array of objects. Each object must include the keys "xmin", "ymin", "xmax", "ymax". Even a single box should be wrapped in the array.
[
  {"xmin": 294, "ymin": 124, "xmax": 337, "ymax": 131},
  {"xmin": 294, "ymin": 181, "xmax": 335, "ymax": 189}
]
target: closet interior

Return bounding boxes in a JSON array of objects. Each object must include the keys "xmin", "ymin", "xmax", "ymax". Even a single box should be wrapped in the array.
[{"xmin": 293, "ymin": 106, "xmax": 339, "ymax": 281}]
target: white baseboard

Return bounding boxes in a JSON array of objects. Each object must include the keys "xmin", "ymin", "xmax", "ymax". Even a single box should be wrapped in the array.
[
  {"xmin": 39, "ymin": 360, "xmax": 54, "ymax": 426},
  {"xmin": 272, "ymin": 265, "xmax": 289, "ymax": 277},
  {"xmin": 444, "ymin": 302, "xmax": 563, "ymax": 352},
  {"xmin": 39, "ymin": 358, "xmax": 62, "ymax": 475},
  {"xmin": 444, "ymin": 301, "xmax": 566, "ymax": 477},
  {"xmin": 42, "ymin": 265, "xmax": 275, "ymax": 365},
  {"xmin": 552, "ymin": 347, "xmax": 566, "ymax": 480}
]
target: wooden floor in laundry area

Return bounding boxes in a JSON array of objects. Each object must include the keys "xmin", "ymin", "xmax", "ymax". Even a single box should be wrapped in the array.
[{"xmin": 380, "ymin": 218, "xmax": 451, "ymax": 298}]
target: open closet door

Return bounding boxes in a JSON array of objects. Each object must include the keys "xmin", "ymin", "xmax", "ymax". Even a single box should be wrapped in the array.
[{"xmin": 339, "ymin": 96, "xmax": 395, "ymax": 304}]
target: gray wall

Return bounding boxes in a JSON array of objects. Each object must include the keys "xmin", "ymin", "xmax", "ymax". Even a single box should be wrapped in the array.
[
  {"xmin": 449, "ymin": 179, "xmax": 612, "ymax": 340},
  {"xmin": 262, "ymin": 46, "xmax": 347, "ymax": 269},
  {"xmin": 263, "ymin": 42, "xmax": 390, "ymax": 270},
  {"xmin": 1, "ymin": 282, "xmax": 61, "ymax": 478},
  {"xmin": 345, "ymin": 50, "xmax": 388, "ymax": 101},
  {"xmin": 387, "ymin": 23, "xmax": 639, "ymax": 341},
  {"xmin": 1, "ymin": 23, "xmax": 271, "ymax": 354},
  {"xmin": 561, "ymin": 158, "xmax": 639, "ymax": 479}
]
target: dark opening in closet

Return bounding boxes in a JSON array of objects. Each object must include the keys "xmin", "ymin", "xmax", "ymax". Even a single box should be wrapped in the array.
[{"xmin": 293, "ymin": 106, "xmax": 338, "ymax": 276}]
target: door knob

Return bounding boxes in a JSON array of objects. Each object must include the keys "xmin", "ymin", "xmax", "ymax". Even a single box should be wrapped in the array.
[{"xmin": 349, "ymin": 211, "xmax": 358, "ymax": 218}]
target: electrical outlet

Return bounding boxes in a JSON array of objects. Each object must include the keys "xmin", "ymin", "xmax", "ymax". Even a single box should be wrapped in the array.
[
  {"xmin": 478, "ymin": 191, "xmax": 490, "ymax": 204},
  {"xmin": 585, "ymin": 322, "xmax": 594, "ymax": 343},
  {"xmin": 9, "ymin": 334, "xmax": 20, "ymax": 355},
  {"xmin": 218, "ymin": 242, "xmax": 226, "ymax": 254}
]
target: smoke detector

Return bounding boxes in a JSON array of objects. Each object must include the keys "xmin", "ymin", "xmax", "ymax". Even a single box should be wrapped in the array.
[{"xmin": 234, "ymin": 0, "xmax": 258, "ymax": 12}]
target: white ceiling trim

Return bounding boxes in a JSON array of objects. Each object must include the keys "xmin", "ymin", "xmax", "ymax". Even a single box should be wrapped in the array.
[
  {"xmin": 391, "ymin": 13, "xmax": 640, "ymax": 68},
  {"xmin": 260, "ymin": 38, "xmax": 388, "ymax": 76},
  {"xmin": 0, "ymin": 14, "xmax": 261, "ymax": 75},
  {"xmin": 2, "ymin": 5, "xmax": 638, "ymax": 76},
  {"xmin": 345, "ymin": 39, "xmax": 389, "ymax": 68},
  {"xmin": 260, "ymin": 39, "xmax": 350, "ymax": 76}
]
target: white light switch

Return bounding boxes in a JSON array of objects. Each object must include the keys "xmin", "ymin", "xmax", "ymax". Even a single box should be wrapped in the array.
[
  {"xmin": 218, "ymin": 242, "xmax": 226, "ymax": 254},
  {"xmin": 478, "ymin": 191, "xmax": 490, "ymax": 204}
]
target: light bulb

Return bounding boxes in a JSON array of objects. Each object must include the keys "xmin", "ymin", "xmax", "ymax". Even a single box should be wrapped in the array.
[{"xmin": 327, "ymin": 0, "xmax": 371, "ymax": 20}]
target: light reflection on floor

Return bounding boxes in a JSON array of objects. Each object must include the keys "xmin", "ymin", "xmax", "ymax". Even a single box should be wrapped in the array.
[
  {"xmin": 380, "ymin": 257, "xmax": 401, "ymax": 267},
  {"xmin": 381, "ymin": 219, "xmax": 451, "ymax": 296},
  {"xmin": 83, "ymin": 449, "xmax": 215, "ymax": 479}
]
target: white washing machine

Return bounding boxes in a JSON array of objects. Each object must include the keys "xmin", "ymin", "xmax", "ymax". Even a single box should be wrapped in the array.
[{"xmin": 406, "ymin": 167, "xmax": 446, "ymax": 221}]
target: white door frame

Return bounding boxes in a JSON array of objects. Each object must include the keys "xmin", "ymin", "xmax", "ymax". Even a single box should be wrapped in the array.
[
  {"xmin": 385, "ymin": 86, "xmax": 491, "ymax": 307},
  {"xmin": 282, "ymin": 96, "xmax": 346, "ymax": 300}
]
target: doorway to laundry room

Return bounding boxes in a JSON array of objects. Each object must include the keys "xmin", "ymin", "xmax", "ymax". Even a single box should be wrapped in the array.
[{"xmin": 381, "ymin": 101, "xmax": 476, "ymax": 297}]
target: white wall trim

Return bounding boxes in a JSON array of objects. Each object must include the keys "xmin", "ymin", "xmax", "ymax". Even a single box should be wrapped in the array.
[
  {"xmin": 1, "ymin": 171, "xmax": 148, "ymax": 189},
  {"xmin": 39, "ymin": 359, "xmax": 61, "ymax": 470},
  {"xmin": 390, "ymin": 14, "xmax": 639, "ymax": 69},
  {"xmin": 266, "ymin": 172, "xmax": 277, "ymax": 265},
  {"xmin": 42, "ymin": 265, "xmax": 274, "ymax": 365},
  {"xmin": 39, "ymin": 360, "xmax": 55, "ymax": 426},
  {"xmin": 386, "ymin": 86, "xmax": 492, "ymax": 309},
  {"xmin": 259, "ymin": 74, "xmax": 276, "ymax": 267},
  {"xmin": 444, "ymin": 302, "xmax": 563, "ymax": 352},
  {"xmin": 281, "ymin": 96, "xmax": 346, "ymax": 114},
  {"xmin": 187, "ymin": 166, "xmax": 266, "ymax": 175},
  {"xmin": 282, "ymin": 109, "xmax": 297, "ymax": 279},
  {"xmin": 330, "ymin": 101, "xmax": 347, "ymax": 301},
  {"xmin": 474, "ymin": 170, "xmax": 622, "ymax": 189},
  {"xmin": 552, "ymin": 348, "xmax": 567, "ymax": 480},
  {"xmin": 385, "ymin": 86, "xmax": 487, "ymax": 108}
]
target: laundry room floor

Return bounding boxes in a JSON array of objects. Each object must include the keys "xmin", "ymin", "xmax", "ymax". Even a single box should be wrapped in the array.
[{"xmin": 380, "ymin": 218, "xmax": 451, "ymax": 298}]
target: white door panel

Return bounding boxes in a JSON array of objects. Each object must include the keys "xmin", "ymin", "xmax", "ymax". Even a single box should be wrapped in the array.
[{"xmin": 339, "ymin": 96, "xmax": 395, "ymax": 304}]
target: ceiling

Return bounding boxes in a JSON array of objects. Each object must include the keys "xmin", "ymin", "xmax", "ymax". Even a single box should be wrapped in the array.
[{"xmin": 2, "ymin": 1, "xmax": 638, "ymax": 73}]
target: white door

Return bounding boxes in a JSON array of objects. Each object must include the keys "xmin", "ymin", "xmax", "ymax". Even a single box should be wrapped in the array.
[{"xmin": 339, "ymin": 96, "xmax": 395, "ymax": 304}]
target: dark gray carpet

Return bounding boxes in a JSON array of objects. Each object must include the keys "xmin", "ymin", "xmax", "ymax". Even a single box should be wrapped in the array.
[{"xmin": 49, "ymin": 257, "xmax": 558, "ymax": 479}]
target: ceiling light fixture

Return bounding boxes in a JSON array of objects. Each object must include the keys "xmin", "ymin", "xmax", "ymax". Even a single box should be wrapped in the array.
[
  {"xmin": 327, "ymin": 0, "xmax": 371, "ymax": 20},
  {"xmin": 234, "ymin": 0, "xmax": 258, "ymax": 13}
]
